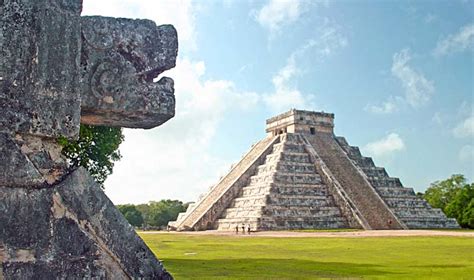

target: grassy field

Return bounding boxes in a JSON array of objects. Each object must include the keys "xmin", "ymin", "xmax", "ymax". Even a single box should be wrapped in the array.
[{"xmin": 140, "ymin": 232, "xmax": 474, "ymax": 280}]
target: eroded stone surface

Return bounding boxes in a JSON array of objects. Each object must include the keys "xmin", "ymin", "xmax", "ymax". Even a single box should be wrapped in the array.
[
  {"xmin": 80, "ymin": 17, "xmax": 178, "ymax": 129},
  {"xmin": 0, "ymin": 168, "xmax": 172, "ymax": 279},
  {"xmin": 0, "ymin": 133, "xmax": 43, "ymax": 187},
  {"xmin": 0, "ymin": 0, "xmax": 82, "ymax": 139}
]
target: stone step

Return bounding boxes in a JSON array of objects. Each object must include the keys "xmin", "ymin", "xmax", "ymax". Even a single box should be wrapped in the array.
[
  {"xmin": 383, "ymin": 197, "xmax": 430, "ymax": 208},
  {"xmin": 221, "ymin": 207, "xmax": 263, "ymax": 219},
  {"xmin": 231, "ymin": 195, "xmax": 268, "ymax": 207},
  {"xmin": 335, "ymin": 136, "xmax": 349, "ymax": 149},
  {"xmin": 393, "ymin": 208, "xmax": 446, "ymax": 218},
  {"xmin": 276, "ymin": 162, "xmax": 316, "ymax": 173},
  {"xmin": 273, "ymin": 173, "xmax": 321, "ymax": 184},
  {"xmin": 347, "ymin": 146, "xmax": 362, "ymax": 158},
  {"xmin": 401, "ymin": 218, "xmax": 460, "ymax": 229},
  {"xmin": 272, "ymin": 142, "xmax": 306, "ymax": 153},
  {"xmin": 368, "ymin": 177, "xmax": 403, "ymax": 188},
  {"xmin": 258, "ymin": 217, "xmax": 349, "ymax": 230},
  {"xmin": 261, "ymin": 205, "xmax": 343, "ymax": 217},
  {"xmin": 375, "ymin": 187, "xmax": 416, "ymax": 197},
  {"xmin": 265, "ymin": 152, "xmax": 311, "ymax": 164},
  {"xmin": 242, "ymin": 183, "xmax": 329, "ymax": 196},
  {"xmin": 361, "ymin": 167, "xmax": 388, "ymax": 178},
  {"xmin": 249, "ymin": 174, "xmax": 274, "ymax": 185},
  {"xmin": 249, "ymin": 172, "xmax": 321, "ymax": 185},
  {"xmin": 256, "ymin": 161, "xmax": 316, "ymax": 175},
  {"xmin": 355, "ymin": 157, "xmax": 376, "ymax": 168},
  {"xmin": 215, "ymin": 218, "xmax": 261, "ymax": 231},
  {"xmin": 230, "ymin": 193, "xmax": 335, "ymax": 208},
  {"xmin": 279, "ymin": 133, "xmax": 305, "ymax": 144},
  {"xmin": 265, "ymin": 194, "xmax": 335, "ymax": 207},
  {"xmin": 241, "ymin": 185, "xmax": 272, "ymax": 196},
  {"xmin": 216, "ymin": 216, "xmax": 348, "ymax": 231},
  {"xmin": 269, "ymin": 185, "xmax": 329, "ymax": 196}
]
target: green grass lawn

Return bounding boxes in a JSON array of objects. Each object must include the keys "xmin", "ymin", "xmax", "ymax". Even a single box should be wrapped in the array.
[{"xmin": 140, "ymin": 233, "xmax": 474, "ymax": 280}]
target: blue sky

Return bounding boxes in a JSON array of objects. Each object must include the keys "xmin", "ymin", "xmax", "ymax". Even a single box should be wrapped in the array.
[{"xmin": 83, "ymin": 0, "xmax": 473, "ymax": 204}]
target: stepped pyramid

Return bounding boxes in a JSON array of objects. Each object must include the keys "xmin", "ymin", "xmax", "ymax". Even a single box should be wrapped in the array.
[{"xmin": 170, "ymin": 109, "xmax": 459, "ymax": 231}]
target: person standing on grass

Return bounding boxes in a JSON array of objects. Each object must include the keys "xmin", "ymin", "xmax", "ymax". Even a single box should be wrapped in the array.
[
  {"xmin": 247, "ymin": 224, "xmax": 251, "ymax": 234},
  {"xmin": 235, "ymin": 224, "xmax": 239, "ymax": 234},
  {"xmin": 241, "ymin": 223, "xmax": 245, "ymax": 233}
]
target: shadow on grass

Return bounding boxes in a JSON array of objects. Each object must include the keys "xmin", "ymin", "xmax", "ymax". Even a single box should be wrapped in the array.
[
  {"xmin": 162, "ymin": 258, "xmax": 401, "ymax": 279},
  {"xmin": 409, "ymin": 264, "xmax": 467, "ymax": 268}
]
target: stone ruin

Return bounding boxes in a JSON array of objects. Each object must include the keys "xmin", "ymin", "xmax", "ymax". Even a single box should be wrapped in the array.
[
  {"xmin": 1, "ymin": 0, "xmax": 177, "ymax": 278},
  {"xmin": 170, "ymin": 109, "xmax": 459, "ymax": 231}
]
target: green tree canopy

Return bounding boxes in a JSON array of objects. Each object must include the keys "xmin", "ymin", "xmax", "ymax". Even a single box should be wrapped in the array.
[
  {"xmin": 445, "ymin": 184, "xmax": 474, "ymax": 228},
  {"xmin": 117, "ymin": 204, "xmax": 144, "ymax": 227},
  {"xmin": 424, "ymin": 174, "xmax": 466, "ymax": 210},
  {"xmin": 424, "ymin": 174, "xmax": 474, "ymax": 228},
  {"xmin": 58, "ymin": 124, "xmax": 124, "ymax": 186},
  {"xmin": 135, "ymin": 200, "xmax": 188, "ymax": 228}
]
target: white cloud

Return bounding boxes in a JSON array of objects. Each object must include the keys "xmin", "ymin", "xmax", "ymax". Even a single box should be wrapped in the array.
[
  {"xmin": 362, "ymin": 133, "xmax": 405, "ymax": 159},
  {"xmin": 263, "ymin": 56, "xmax": 312, "ymax": 112},
  {"xmin": 254, "ymin": 0, "xmax": 309, "ymax": 35},
  {"xmin": 433, "ymin": 23, "xmax": 474, "ymax": 56},
  {"xmin": 366, "ymin": 49, "xmax": 434, "ymax": 115},
  {"xmin": 82, "ymin": 0, "xmax": 197, "ymax": 51},
  {"xmin": 424, "ymin": 13, "xmax": 437, "ymax": 24},
  {"xmin": 365, "ymin": 97, "xmax": 399, "ymax": 114},
  {"xmin": 459, "ymin": 145, "xmax": 474, "ymax": 162},
  {"xmin": 432, "ymin": 112, "xmax": 443, "ymax": 125},
  {"xmin": 453, "ymin": 115, "xmax": 474, "ymax": 138},
  {"xmin": 391, "ymin": 49, "xmax": 435, "ymax": 108},
  {"xmin": 263, "ymin": 27, "xmax": 347, "ymax": 112},
  {"xmin": 104, "ymin": 58, "xmax": 259, "ymax": 204}
]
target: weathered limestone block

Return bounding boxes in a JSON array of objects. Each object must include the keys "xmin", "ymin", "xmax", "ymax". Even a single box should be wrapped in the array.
[
  {"xmin": 1, "ymin": 0, "xmax": 177, "ymax": 278},
  {"xmin": 80, "ymin": 16, "xmax": 178, "ymax": 129},
  {"xmin": 0, "ymin": 168, "xmax": 172, "ymax": 279},
  {"xmin": 0, "ymin": 0, "xmax": 82, "ymax": 139},
  {"xmin": 0, "ymin": 133, "xmax": 43, "ymax": 186}
]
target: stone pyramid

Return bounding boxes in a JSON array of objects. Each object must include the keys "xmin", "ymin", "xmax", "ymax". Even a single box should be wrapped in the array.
[{"xmin": 170, "ymin": 109, "xmax": 459, "ymax": 231}]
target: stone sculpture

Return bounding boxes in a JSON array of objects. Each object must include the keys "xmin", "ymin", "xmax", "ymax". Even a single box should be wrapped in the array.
[
  {"xmin": 170, "ymin": 109, "xmax": 459, "ymax": 231},
  {"xmin": 0, "ymin": 0, "xmax": 177, "ymax": 278}
]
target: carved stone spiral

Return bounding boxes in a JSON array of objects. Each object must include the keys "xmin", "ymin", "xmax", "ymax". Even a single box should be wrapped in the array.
[
  {"xmin": 82, "ymin": 18, "xmax": 114, "ymax": 50},
  {"xmin": 90, "ymin": 61, "xmax": 123, "ymax": 101}
]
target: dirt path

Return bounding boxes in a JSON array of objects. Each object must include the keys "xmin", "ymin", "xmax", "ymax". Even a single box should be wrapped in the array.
[{"xmin": 140, "ymin": 229, "xmax": 474, "ymax": 238}]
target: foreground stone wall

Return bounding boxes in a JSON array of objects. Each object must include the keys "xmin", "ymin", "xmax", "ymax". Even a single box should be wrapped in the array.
[
  {"xmin": 1, "ymin": 0, "xmax": 177, "ymax": 278},
  {"xmin": 0, "ymin": 168, "xmax": 171, "ymax": 279}
]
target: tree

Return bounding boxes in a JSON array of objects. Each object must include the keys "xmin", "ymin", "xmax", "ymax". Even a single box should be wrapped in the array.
[
  {"xmin": 147, "ymin": 200, "xmax": 187, "ymax": 227},
  {"xmin": 445, "ymin": 184, "xmax": 474, "ymax": 228},
  {"xmin": 117, "ymin": 204, "xmax": 144, "ymax": 227},
  {"xmin": 424, "ymin": 174, "xmax": 465, "ymax": 210},
  {"xmin": 135, "ymin": 200, "xmax": 187, "ymax": 228},
  {"xmin": 424, "ymin": 174, "xmax": 474, "ymax": 228},
  {"xmin": 58, "ymin": 124, "xmax": 124, "ymax": 186}
]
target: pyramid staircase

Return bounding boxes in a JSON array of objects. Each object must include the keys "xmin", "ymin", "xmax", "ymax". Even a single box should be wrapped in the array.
[{"xmin": 216, "ymin": 134, "xmax": 349, "ymax": 230}]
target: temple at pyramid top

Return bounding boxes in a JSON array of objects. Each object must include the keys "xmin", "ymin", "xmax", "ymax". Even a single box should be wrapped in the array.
[
  {"xmin": 266, "ymin": 109, "xmax": 335, "ymax": 136},
  {"xmin": 170, "ymin": 109, "xmax": 459, "ymax": 231}
]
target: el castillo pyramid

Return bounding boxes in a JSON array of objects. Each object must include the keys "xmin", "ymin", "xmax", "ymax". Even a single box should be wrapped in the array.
[{"xmin": 170, "ymin": 109, "xmax": 459, "ymax": 231}]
